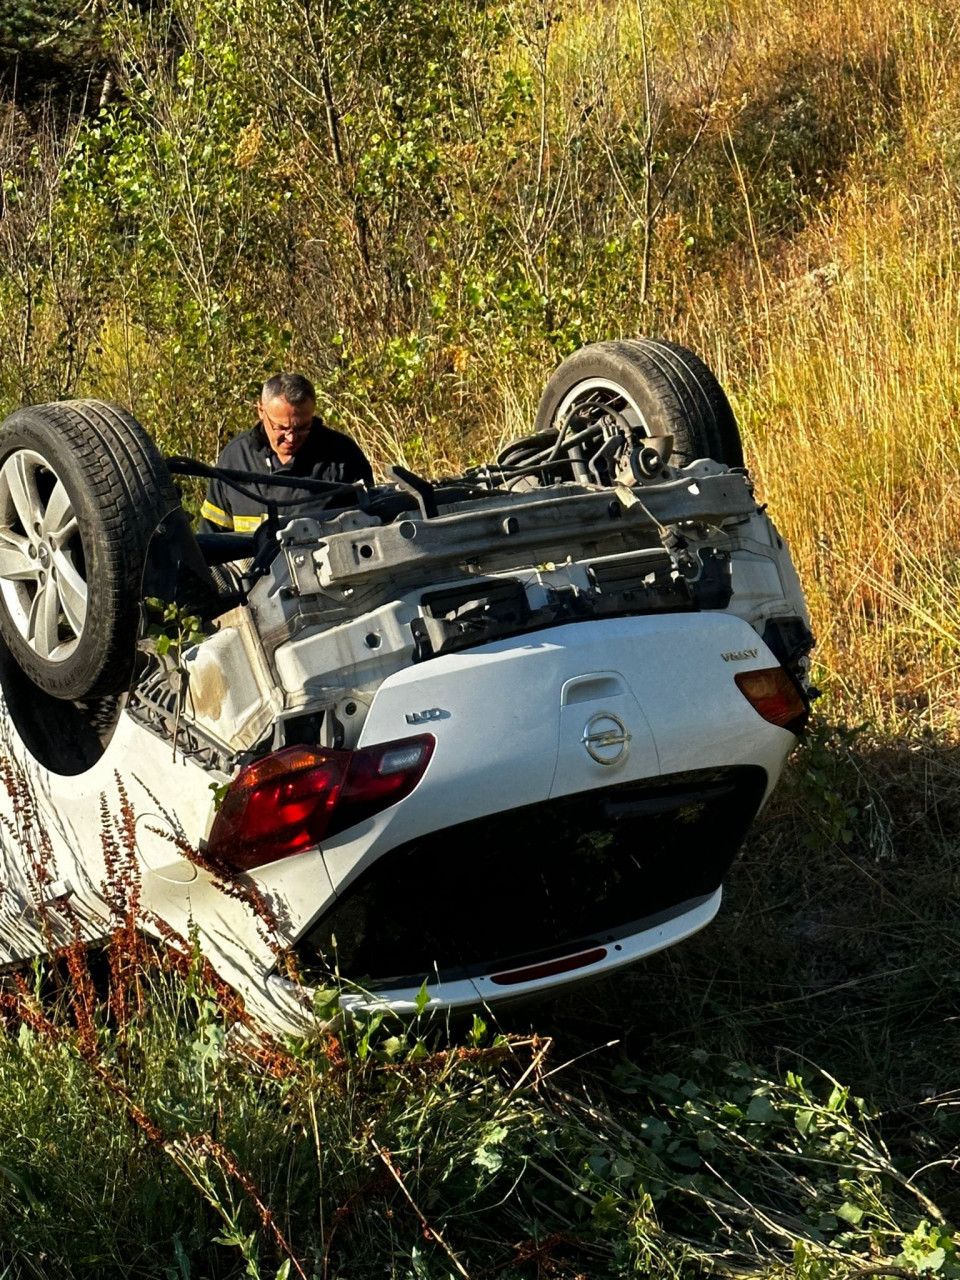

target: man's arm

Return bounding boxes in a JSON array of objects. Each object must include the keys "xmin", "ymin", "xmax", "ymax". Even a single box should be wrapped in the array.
[
  {"xmin": 347, "ymin": 438, "xmax": 375, "ymax": 488},
  {"xmin": 199, "ymin": 474, "xmax": 234, "ymax": 533}
]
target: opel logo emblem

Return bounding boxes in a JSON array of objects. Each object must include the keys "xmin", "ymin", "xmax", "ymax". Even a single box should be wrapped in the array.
[{"xmin": 581, "ymin": 711, "xmax": 631, "ymax": 766}]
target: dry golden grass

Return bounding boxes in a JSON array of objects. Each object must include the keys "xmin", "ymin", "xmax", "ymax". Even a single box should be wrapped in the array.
[
  {"xmin": 508, "ymin": 0, "xmax": 960, "ymax": 737},
  {"xmin": 714, "ymin": 190, "xmax": 960, "ymax": 734}
]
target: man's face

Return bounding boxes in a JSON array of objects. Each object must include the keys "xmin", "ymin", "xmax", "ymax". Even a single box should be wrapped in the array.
[{"xmin": 258, "ymin": 394, "xmax": 315, "ymax": 464}]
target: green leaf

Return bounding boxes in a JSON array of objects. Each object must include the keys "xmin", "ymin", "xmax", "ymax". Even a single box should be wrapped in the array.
[
  {"xmin": 725, "ymin": 1061, "xmax": 755, "ymax": 1080},
  {"xmin": 413, "ymin": 979, "xmax": 430, "ymax": 1015},
  {"xmin": 668, "ymin": 1144, "xmax": 700, "ymax": 1169},
  {"xmin": 796, "ymin": 1107, "xmax": 817, "ymax": 1135},
  {"xmin": 208, "ymin": 780, "xmax": 230, "ymax": 810},
  {"xmin": 473, "ymin": 1124, "xmax": 509, "ymax": 1172},
  {"xmin": 836, "ymin": 1201, "xmax": 864, "ymax": 1225},
  {"xmin": 171, "ymin": 1234, "xmax": 191, "ymax": 1280},
  {"xmin": 827, "ymin": 1085, "xmax": 847, "ymax": 1112},
  {"xmin": 653, "ymin": 1072, "xmax": 682, "ymax": 1093},
  {"xmin": 746, "ymin": 1093, "xmax": 777, "ymax": 1123},
  {"xmin": 0, "ymin": 1164, "xmax": 40, "ymax": 1210},
  {"xmin": 311, "ymin": 987, "xmax": 340, "ymax": 1021},
  {"xmin": 591, "ymin": 1190, "xmax": 621, "ymax": 1229}
]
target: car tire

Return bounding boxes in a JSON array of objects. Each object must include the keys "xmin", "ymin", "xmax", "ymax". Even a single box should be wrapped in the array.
[
  {"xmin": 534, "ymin": 338, "xmax": 744, "ymax": 468},
  {"xmin": 496, "ymin": 429, "xmax": 560, "ymax": 491},
  {"xmin": 0, "ymin": 400, "xmax": 179, "ymax": 700}
]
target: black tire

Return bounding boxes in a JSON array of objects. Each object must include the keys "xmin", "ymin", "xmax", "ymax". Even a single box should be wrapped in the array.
[
  {"xmin": 534, "ymin": 338, "xmax": 744, "ymax": 468},
  {"xmin": 496, "ymin": 429, "xmax": 560, "ymax": 491},
  {"xmin": 0, "ymin": 400, "xmax": 179, "ymax": 700},
  {"xmin": 496, "ymin": 428, "xmax": 559, "ymax": 466}
]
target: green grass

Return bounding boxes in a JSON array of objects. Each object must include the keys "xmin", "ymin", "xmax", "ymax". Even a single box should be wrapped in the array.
[{"xmin": 0, "ymin": 939, "xmax": 955, "ymax": 1279}]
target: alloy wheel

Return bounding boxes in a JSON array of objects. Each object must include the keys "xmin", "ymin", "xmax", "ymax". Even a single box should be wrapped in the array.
[{"xmin": 0, "ymin": 449, "xmax": 88, "ymax": 662}]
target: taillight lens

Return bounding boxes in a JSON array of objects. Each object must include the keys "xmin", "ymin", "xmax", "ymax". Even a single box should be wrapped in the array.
[
  {"xmin": 735, "ymin": 667, "xmax": 809, "ymax": 734},
  {"xmin": 207, "ymin": 735, "xmax": 435, "ymax": 872}
]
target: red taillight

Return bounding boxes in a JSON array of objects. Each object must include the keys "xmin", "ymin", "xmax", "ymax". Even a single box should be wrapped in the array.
[
  {"xmin": 336, "ymin": 739, "xmax": 435, "ymax": 832},
  {"xmin": 735, "ymin": 667, "xmax": 808, "ymax": 734},
  {"xmin": 206, "ymin": 735, "xmax": 434, "ymax": 872}
]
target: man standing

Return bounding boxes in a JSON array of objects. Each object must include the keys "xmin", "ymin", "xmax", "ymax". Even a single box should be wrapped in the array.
[{"xmin": 199, "ymin": 372, "xmax": 374, "ymax": 533}]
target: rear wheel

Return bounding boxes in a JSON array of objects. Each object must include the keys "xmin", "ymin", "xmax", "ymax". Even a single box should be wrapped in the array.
[
  {"xmin": 0, "ymin": 400, "xmax": 179, "ymax": 700},
  {"xmin": 534, "ymin": 338, "xmax": 744, "ymax": 468}
]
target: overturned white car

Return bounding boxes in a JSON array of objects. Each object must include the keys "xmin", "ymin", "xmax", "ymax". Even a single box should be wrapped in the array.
[{"xmin": 0, "ymin": 340, "xmax": 813, "ymax": 1031}]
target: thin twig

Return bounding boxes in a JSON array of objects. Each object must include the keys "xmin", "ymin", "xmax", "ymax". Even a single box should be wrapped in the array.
[{"xmin": 371, "ymin": 1139, "xmax": 472, "ymax": 1279}]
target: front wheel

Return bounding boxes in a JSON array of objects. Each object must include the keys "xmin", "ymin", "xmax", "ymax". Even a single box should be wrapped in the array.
[{"xmin": 0, "ymin": 400, "xmax": 179, "ymax": 700}]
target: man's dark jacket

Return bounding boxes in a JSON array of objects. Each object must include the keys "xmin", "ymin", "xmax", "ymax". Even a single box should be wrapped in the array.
[{"xmin": 199, "ymin": 419, "xmax": 374, "ymax": 533}]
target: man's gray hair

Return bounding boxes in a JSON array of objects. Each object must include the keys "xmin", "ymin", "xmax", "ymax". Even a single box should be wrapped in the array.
[{"xmin": 261, "ymin": 372, "xmax": 316, "ymax": 406}]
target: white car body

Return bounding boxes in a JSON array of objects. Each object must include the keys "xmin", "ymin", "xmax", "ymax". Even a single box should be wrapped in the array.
[{"xmin": 0, "ymin": 450, "xmax": 812, "ymax": 1033}]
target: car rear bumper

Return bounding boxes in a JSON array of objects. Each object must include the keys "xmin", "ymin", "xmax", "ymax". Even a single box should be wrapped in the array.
[
  {"xmin": 291, "ymin": 764, "xmax": 765, "ymax": 1012},
  {"xmin": 285, "ymin": 891, "xmax": 724, "ymax": 1015}
]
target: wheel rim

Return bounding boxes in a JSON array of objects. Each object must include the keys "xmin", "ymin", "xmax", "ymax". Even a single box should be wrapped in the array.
[
  {"xmin": 555, "ymin": 377, "xmax": 650, "ymax": 436},
  {"xmin": 0, "ymin": 449, "xmax": 88, "ymax": 663}
]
